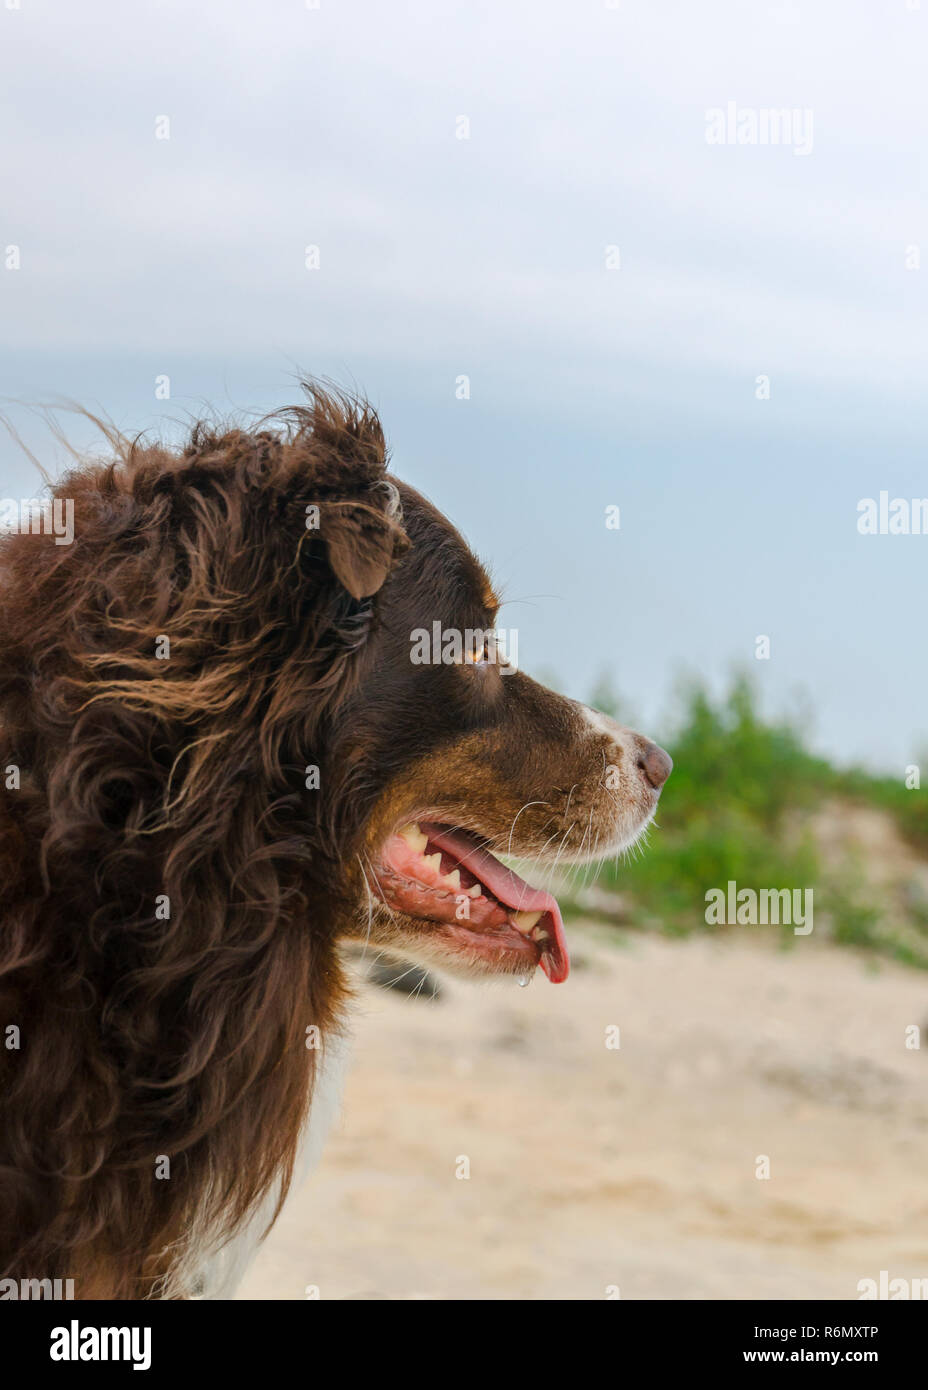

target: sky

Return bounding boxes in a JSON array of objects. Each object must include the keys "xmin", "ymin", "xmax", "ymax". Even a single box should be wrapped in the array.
[{"xmin": 1, "ymin": 0, "xmax": 926, "ymax": 771}]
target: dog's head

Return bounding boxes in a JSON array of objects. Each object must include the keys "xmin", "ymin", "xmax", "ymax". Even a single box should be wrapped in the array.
[
  {"xmin": 1, "ymin": 386, "xmax": 669, "ymax": 991},
  {"xmin": 324, "ymin": 478, "xmax": 671, "ymax": 985}
]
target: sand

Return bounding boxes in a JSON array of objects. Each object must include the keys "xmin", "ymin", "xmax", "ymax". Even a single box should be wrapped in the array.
[{"xmin": 239, "ymin": 926, "xmax": 928, "ymax": 1300}]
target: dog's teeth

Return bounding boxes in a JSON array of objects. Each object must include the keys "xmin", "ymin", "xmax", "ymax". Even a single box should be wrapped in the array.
[
  {"xmin": 424, "ymin": 852, "xmax": 443, "ymax": 871},
  {"xmin": 398, "ymin": 823, "xmax": 428, "ymax": 854},
  {"xmin": 511, "ymin": 910, "xmax": 542, "ymax": 934},
  {"xmin": 466, "ymin": 884, "xmax": 482, "ymax": 898},
  {"xmin": 443, "ymin": 869, "xmax": 461, "ymax": 890}
]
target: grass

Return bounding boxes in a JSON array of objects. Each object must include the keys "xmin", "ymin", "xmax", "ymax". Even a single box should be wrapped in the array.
[{"xmin": 567, "ymin": 674, "xmax": 928, "ymax": 969}]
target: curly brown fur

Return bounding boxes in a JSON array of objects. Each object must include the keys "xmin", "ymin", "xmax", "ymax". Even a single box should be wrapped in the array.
[
  {"xmin": 0, "ymin": 387, "xmax": 403, "ymax": 1298},
  {"xmin": 0, "ymin": 383, "xmax": 670, "ymax": 1299}
]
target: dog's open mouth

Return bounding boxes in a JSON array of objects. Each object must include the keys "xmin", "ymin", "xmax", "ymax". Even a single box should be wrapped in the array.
[{"xmin": 372, "ymin": 821, "xmax": 570, "ymax": 983}]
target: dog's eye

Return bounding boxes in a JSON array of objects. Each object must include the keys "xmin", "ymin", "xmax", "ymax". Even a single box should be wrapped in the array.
[
  {"xmin": 462, "ymin": 632, "xmax": 510, "ymax": 675},
  {"xmin": 464, "ymin": 634, "xmax": 496, "ymax": 666}
]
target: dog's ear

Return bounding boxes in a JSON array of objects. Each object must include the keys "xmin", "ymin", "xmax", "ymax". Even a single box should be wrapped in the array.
[{"xmin": 323, "ymin": 498, "xmax": 407, "ymax": 600}]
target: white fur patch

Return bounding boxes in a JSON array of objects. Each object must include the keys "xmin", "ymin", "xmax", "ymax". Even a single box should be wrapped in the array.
[
  {"xmin": 180, "ymin": 1032, "xmax": 350, "ymax": 1301},
  {"xmin": 579, "ymin": 703, "xmax": 626, "ymax": 743}
]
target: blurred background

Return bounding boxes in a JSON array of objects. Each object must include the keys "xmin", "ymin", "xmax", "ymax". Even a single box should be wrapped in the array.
[{"xmin": 2, "ymin": 0, "xmax": 926, "ymax": 1299}]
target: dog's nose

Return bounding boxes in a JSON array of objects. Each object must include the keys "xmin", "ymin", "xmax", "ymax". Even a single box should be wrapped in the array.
[{"xmin": 637, "ymin": 740, "xmax": 673, "ymax": 790}]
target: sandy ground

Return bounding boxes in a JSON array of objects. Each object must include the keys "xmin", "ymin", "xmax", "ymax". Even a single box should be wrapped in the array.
[{"xmin": 239, "ymin": 926, "xmax": 928, "ymax": 1300}]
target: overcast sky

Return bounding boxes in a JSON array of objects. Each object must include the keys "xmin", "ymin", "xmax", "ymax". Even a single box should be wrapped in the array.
[{"xmin": 1, "ymin": 0, "xmax": 926, "ymax": 770}]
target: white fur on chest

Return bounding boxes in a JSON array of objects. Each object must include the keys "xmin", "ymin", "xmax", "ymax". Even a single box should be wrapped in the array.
[{"xmin": 187, "ymin": 1034, "xmax": 350, "ymax": 1301}]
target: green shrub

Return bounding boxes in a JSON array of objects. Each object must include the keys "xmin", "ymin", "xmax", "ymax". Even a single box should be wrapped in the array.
[{"xmin": 565, "ymin": 673, "xmax": 928, "ymax": 968}]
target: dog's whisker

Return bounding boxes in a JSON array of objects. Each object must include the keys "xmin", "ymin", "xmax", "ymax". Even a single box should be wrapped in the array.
[{"xmin": 505, "ymin": 801, "xmax": 553, "ymax": 859}]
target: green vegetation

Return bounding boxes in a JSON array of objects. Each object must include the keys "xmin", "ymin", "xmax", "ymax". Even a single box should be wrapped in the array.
[{"xmin": 569, "ymin": 674, "xmax": 928, "ymax": 969}]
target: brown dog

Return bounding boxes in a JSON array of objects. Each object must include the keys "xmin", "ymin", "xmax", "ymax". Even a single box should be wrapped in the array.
[{"xmin": 0, "ymin": 387, "xmax": 670, "ymax": 1297}]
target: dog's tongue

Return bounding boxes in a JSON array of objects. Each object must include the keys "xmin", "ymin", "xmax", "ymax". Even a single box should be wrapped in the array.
[{"xmin": 420, "ymin": 823, "xmax": 570, "ymax": 983}]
